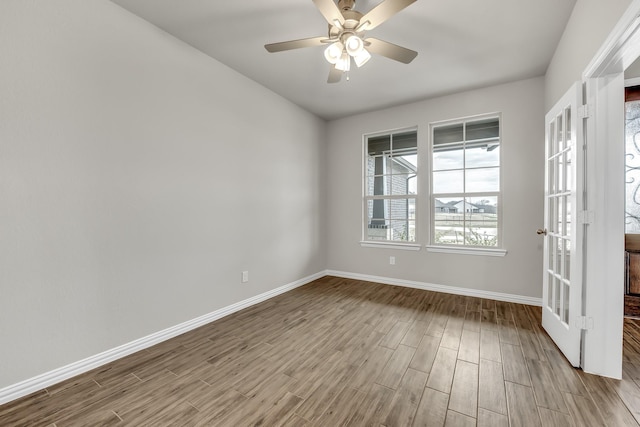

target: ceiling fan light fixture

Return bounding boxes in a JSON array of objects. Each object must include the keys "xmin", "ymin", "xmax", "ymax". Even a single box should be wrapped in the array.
[
  {"xmin": 324, "ymin": 41, "xmax": 344, "ymax": 64},
  {"xmin": 345, "ymin": 35, "xmax": 364, "ymax": 56},
  {"xmin": 354, "ymin": 48, "xmax": 371, "ymax": 67},
  {"xmin": 335, "ymin": 51, "xmax": 351, "ymax": 71}
]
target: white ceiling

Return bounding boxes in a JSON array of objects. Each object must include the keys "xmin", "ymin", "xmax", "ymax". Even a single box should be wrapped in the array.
[{"xmin": 110, "ymin": 0, "xmax": 577, "ymax": 120}]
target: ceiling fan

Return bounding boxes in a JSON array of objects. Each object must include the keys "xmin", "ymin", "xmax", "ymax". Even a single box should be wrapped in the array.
[{"xmin": 264, "ymin": 0, "xmax": 418, "ymax": 83}]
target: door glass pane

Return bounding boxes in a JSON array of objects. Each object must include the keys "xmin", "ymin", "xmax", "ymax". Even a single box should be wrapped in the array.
[
  {"xmin": 548, "ymin": 122, "xmax": 555, "ymax": 160},
  {"xmin": 549, "ymin": 236, "xmax": 556, "ymax": 272},
  {"xmin": 566, "ymin": 197, "xmax": 572, "ymax": 238},
  {"xmin": 548, "ymin": 272, "xmax": 554, "ymax": 309},
  {"xmin": 564, "ymin": 238, "xmax": 571, "ymax": 281},
  {"xmin": 558, "ymin": 154, "xmax": 565, "ymax": 193},
  {"xmin": 557, "ymin": 238, "xmax": 563, "ymax": 281},
  {"xmin": 565, "ymin": 107, "xmax": 572, "ymax": 147},
  {"xmin": 556, "ymin": 113, "xmax": 564, "ymax": 152},
  {"xmin": 565, "ymin": 151, "xmax": 572, "ymax": 194},
  {"xmin": 551, "ymin": 158, "xmax": 557, "ymax": 195},
  {"xmin": 557, "ymin": 197, "xmax": 564, "ymax": 237},
  {"xmin": 555, "ymin": 276, "xmax": 561, "ymax": 316},
  {"xmin": 548, "ymin": 197, "xmax": 556, "ymax": 234},
  {"xmin": 563, "ymin": 282, "xmax": 570, "ymax": 324}
]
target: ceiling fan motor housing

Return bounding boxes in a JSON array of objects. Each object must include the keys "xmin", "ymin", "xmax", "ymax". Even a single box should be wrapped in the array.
[
  {"xmin": 338, "ymin": 0, "xmax": 356, "ymax": 11},
  {"xmin": 329, "ymin": 9, "xmax": 364, "ymax": 39}
]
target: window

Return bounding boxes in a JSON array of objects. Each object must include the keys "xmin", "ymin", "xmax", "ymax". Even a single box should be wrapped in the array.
[
  {"xmin": 363, "ymin": 129, "xmax": 418, "ymax": 243},
  {"xmin": 431, "ymin": 116, "xmax": 501, "ymax": 248}
]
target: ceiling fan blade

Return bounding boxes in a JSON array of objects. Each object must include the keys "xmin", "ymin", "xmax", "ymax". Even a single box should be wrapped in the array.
[
  {"xmin": 366, "ymin": 38, "xmax": 418, "ymax": 64},
  {"xmin": 312, "ymin": 0, "xmax": 345, "ymax": 27},
  {"xmin": 359, "ymin": 0, "xmax": 416, "ymax": 30},
  {"xmin": 328, "ymin": 66, "xmax": 342, "ymax": 83},
  {"xmin": 265, "ymin": 36, "xmax": 328, "ymax": 53}
]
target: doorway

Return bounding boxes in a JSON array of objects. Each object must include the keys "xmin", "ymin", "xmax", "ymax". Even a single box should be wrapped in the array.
[
  {"xmin": 625, "ymin": 77, "xmax": 640, "ymax": 318},
  {"xmin": 581, "ymin": 1, "xmax": 640, "ymax": 379}
]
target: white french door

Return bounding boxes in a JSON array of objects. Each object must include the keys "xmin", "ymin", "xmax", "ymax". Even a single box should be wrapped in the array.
[{"xmin": 541, "ymin": 82, "xmax": 584, "ymax": 367}]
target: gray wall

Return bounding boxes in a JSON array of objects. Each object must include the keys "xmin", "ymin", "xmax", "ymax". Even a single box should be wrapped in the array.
[
  {"xmin": 0, "ymin": 0, "xmax": 326, "ymax": 389},
  {"xmin": 326, "ymin": 77, "xmax": 545, "ymax": 298},
  {"xmin": 545, "ymin": 0, "xmax": 633, "ymax": 109}
]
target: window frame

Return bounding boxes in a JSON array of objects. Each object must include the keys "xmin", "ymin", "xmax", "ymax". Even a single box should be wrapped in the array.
[
  {"xmin": 427, "ymin": 113, "xmax": 506, "ymax": 255},
  {"xmin": 361, "ymin": 126, "xmax": 420, "ymax": 249}
]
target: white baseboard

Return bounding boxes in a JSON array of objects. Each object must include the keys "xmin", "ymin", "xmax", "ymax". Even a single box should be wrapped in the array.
[
  {"xmin": 0, "ymin": 269, "xmax": 541, "ymax": 406},
  {"xmin": 0, "ymin": 271, "xmax": 325, "ymax": 406},
  {"xmin": 326, "ymin": 270, "xmax": 543, "ymax": 307}
]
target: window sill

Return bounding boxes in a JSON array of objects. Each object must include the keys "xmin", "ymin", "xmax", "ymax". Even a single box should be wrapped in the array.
[
  {"xmin": 360, "ymin": 241, "xmax": 422, "ymax": 251},
  {"xmin": 425, "ymin": 245, "xmax": 507, "ymax": 257}
]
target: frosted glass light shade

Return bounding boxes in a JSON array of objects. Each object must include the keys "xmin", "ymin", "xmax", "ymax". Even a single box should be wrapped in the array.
[
  {"xmin": 336, "ymin": 52, "xmax": 351, "ymax": 71},
  {"xmin": 354, "ymin": 49, "xmax": 371, "ymax": 67},
  {"xmin": 324, "ymin": 42, "xmax": 343, "ymax": 64},
  {"xmin": 345, "ymin": 35, "xmax": 364, "ymax": 56}
]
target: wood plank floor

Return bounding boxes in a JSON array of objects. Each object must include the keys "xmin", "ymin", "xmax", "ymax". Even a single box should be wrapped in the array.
[{"xmin": 2, "ymin": 276, "xmax": 640, "ymax": 426}]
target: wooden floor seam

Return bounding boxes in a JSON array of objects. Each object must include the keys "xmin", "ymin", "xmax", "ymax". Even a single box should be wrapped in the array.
[{"xmin": 1, "ymin": 275, "xmax": 640, "ymax": 426}]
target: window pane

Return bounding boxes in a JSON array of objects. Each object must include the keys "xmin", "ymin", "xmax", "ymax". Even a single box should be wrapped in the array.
[
  {"xmin": 390, "ymin": 220, "xmax": 415, "ymax": 242},
  {"xmin": 434, "ymin": 123, "xmax": 463, "ymax": 145},
  {"xmin": 393, "ymin": 131, "xmax": 417, "ymax": 151},
  {"xmin": 364, "ymin": 128, "xmax": 418, "ymax": 244},
  {"xmin": 367, "ymin": 155, "xmax": 386, "ymax": 177},
  {"xmin": 366, "ymin": 223, "xmax": 390, "ymax": 241},
  {"xmin": 433, "ymin": 145, "xmax": 463, "ymax": 171},
  {"xmin": 390, "ymin": 153, "xmax": 417, "ymax": 175},
  {"xmin": 390, "ymin": 198, "xmax": 416, "ymax": 220},
  {"xmin": 465, "ymin": 196, "xmax": 498, "ymax": 216},
  {"xmin": 466, "ymin": 222, "xmax": 498, "ymax": 246},
  {"xmin": 465, "ymin": 144, "xmax": 499, "ymax": 168},
  {"xmin": 434, "ymin": 197, "xmax": 465, "ymax": 245},
  {"xmin": 368, "ymin": 135, "xmax": 390, "ymax": 155},
  {"xmin": 366, "ymin": 199, "xmax": 387, "ymax": 226},
  {"xmin": 366, "ymin": 175, "xmax": 392, "ymax": 196},
  {"xmin": 391, "ymin": 174, "xmax": 416, "ymax": 195},
  {"xmin": 466, "ymin": 118, "xmax": 499, "ymax": 141},
  {"xmin": 433, "ymin": 170, "xmax": 463, "ymax": 194},
  {"xmin": 466, "ymin": 168, "xmax": 499, "ymax": 192},
  {"xmin": 465, "ymin": 196, "xmax": 498, "ymax": 247}
]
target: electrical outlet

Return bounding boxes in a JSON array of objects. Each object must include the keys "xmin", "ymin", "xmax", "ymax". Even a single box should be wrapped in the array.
[
  {"xmin": 242, "ymin": 271, "xmax": 249, "ymax": 283},
  {"xmin": 390, "ymin": 256, "xmax": 395, "ymax": 265}
]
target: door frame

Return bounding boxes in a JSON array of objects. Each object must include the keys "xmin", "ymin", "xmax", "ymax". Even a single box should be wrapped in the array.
[{"xmin": 580, "ymin": 0, "xmax": 640, "ymax": 379}]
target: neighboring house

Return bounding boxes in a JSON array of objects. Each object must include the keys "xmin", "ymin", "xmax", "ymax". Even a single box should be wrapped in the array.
[
  {"xmin": 368, "ymin": 155, "xmax": 417, "ymax": 241},
  {"xmin": 434, "ymin": 199, "xmax": 460, "ymax": 213},
  {"xmin": 434, "ymin": 199, "xmax": 497, "ymax": 214}
]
